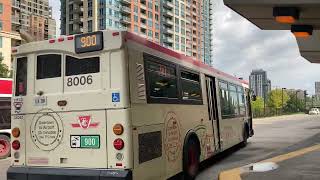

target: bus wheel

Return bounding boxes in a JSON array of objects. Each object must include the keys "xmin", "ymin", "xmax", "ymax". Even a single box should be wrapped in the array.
[
  {"xmin": 183, "ymin": 138, "xmax": 200, "ymax": 180},
  {"xmin": 0, "ymin": 135, "xmax": 10, "ymax": 159}
]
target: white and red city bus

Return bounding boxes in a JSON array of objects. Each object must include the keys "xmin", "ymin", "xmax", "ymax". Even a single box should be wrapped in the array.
[
  {"xmin": 8, "ymin": 31, "xmax": 253, "ymax": 180},
  {"xmin": 0, "ymin": 78, "xmax": 12, "ymax": 159}
]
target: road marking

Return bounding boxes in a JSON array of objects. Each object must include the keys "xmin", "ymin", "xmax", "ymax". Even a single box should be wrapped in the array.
[{"xmin": 218, "ymin": 144, "xmax": 320, "ymax": 180}]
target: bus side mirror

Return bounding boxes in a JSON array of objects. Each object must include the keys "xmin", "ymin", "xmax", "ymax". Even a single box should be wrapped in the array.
[{"xmin": 252, "ymin": 95, "xmax": 257, "ymax": 101}]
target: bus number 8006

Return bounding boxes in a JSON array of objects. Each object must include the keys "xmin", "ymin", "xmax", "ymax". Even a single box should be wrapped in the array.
[{"xmin": 67, "ymin": 75, "xmax": 93, "ymax": 87}]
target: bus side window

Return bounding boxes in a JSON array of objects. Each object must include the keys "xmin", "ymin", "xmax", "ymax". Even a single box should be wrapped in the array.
[
  {"xmin": 37, "ymin": 54, "xmax": 61, "ymax": 79},
  {"xmin": 144, "ymin": 55, "xmax": 178, "ymax": 104},
  {"xmin": 219, "ymin": 81, "xmax": 230, "ymax": 119},
  {"xmin": 180, "ymin": 70, "xmax": 202, "ymax": 103},
  {"xmin": 237, "ymin": 86, "xmax": 246, "ymax": 116},
  {"xmin": 15, "ymin": 57, "xmax": 28, "ymax": 96}
]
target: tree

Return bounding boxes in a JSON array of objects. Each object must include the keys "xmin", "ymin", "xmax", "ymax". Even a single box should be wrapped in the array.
[
  {"xmin": 285, "ymin": 92, "xmax": 304, "ymax": 113},
  {"xmin": 0, "ymin": 56, "xmax": 11, "ymax": 78},
  {"xmin": 251, "ymin": 96, "xmax": 264, "ymax": 117},
  {"xmin": 267, "ymin": 89, "xmax": 290, "ymax": 113}
]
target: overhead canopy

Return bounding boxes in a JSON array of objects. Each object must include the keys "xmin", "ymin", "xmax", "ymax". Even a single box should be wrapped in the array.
[{"xmin": 224, "ymin": 0, "xmax": 320, "ymax": 63}]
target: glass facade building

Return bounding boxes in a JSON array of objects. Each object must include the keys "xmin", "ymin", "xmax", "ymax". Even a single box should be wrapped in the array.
[{"xmin": 61, "ymin": 0, "xmax": 213, "ymax": 65}]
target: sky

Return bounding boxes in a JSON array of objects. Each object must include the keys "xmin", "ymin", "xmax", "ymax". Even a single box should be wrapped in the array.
[{"xmin": 49, "ymin": 0, "xmax": 320, "ymax": 94}]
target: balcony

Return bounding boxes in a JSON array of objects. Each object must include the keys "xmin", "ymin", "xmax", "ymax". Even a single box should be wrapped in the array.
[
  {"xmin": 163, "ymin": 36, "xmax": 173, "ymax": 43},
  {"xmin": 120, "ymin": 0, "xmax": 131, "ymax": 5},
  {"xmin": 163, "ymin": 9, "xmax": 173, "ymax": 17},
  {"xmin": 120, "ymin": 6, "xmax": 131, "ymax": 14},
  {"xmin": 163, "ymin": 1, "xmax": 174, "ymax": 9},
  {"xmin": 120, "ymin": 16, "xmax": 131, "ymax": 24},
  {"xmin": 163, "ymin": 27, "xmax": 173, "ymax": 35},
  {"xmin": 74, "ymin": 0, "xmax": 84, "ymax": 4},
  {"xmin": 73, "ymin": 16, "xmax": 84, "ymax": 24},
  {"xmin": 12, "ymin": 0, "xmax": 20, "ymax": 9},
  {"xmin": 163, "ymin": 18, "xmax": 173, "ymax": 26},
  {"xmin": 74, "ymin": 6, "xmax": 84, "ymax": 13},
  {"xmin": 11, "ymin": 16, "xmax": 20, "ymax": 25}
]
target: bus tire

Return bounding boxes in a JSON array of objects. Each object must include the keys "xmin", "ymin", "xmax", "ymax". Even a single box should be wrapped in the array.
[
  {"xmin": 183, "ymin": 137, "xmax": 200, "ymax": 180},
  {"xmin": 0, "ymin": 134, "xmax": 10, "ymax": 159},
  {"xmin": 241, "ymin": 124, "xmax": 249, "ymax": 147}
]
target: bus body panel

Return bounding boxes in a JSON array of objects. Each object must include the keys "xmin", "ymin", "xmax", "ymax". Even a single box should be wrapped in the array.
[
  {"xmin": 24, "ymin": 110, "xmax": 108, "ymax": 168},
  {"xmin": 125, "ymin": 37, "xmax": 252, "ymax": 179}
]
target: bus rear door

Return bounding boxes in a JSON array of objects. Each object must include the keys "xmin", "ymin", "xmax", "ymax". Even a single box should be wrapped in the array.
[{"xmin": 205, "ymin": 76, "xmax": 221, "ymax": 152}]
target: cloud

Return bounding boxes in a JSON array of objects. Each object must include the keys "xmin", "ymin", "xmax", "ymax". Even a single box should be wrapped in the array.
[
  {"xmin": 213, "ymin": 0, "xmax": 320, "ymax": 94},
  {"xmin": 49, "ymin": 0, "xmax": 320, "ymax": 94}
]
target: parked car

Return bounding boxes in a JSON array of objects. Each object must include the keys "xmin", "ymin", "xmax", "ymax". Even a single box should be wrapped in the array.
[{"xmin": 309, "ymin": 108, "xmax": 320, "ymax": 115}]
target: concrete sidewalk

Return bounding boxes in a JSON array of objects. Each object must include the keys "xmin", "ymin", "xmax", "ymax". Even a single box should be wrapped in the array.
[{"xmin": 219, "ymin": 132, "xmax": 320, "ymax": 180}]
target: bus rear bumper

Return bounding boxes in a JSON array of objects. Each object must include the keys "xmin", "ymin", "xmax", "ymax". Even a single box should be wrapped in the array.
[{"xmin": 7, "ymin": 166, "xmax": 132, "ymax": 180}]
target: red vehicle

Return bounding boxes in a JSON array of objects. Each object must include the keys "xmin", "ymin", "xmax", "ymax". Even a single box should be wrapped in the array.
[{"xmin": 0, "ymin": 78, "xmax": 12, "ymax": 159}]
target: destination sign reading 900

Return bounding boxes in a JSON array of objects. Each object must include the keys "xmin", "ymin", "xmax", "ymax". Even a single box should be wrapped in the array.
[{"xmin": 75, "ymin": 31, "xmax": 104, "ymax": 53}]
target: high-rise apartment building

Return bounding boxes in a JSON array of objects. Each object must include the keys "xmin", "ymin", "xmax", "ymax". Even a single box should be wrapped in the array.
[
  {"xmin": 315, "ymin": 82, "xmax": 320, "ymax": 95},
  {"xmin": 12, "ymin": 0, "xmax": 56, "ymax": 43},
  {"xmin": 249, "ymin": 69, "xmax": 271, "ymax": 98},
  {"xmin": 60, "ymin": 0, "xmax": 213, "ymax": 65},
  {"xmin": 0, "ymin": 0, "xmax": 21, "ymax": 69},
  {"xmin": 61, "ymin": 0, "xmax": 161, "ymax": 42}
]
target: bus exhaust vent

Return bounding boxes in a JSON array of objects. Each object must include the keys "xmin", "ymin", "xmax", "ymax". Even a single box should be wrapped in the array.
[{"xmin": 136, "ymin": 63, "xmax": 146, "ymax": 100}]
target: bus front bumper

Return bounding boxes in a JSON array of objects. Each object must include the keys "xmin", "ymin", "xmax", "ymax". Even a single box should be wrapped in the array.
[{"xmin": 7, "ymin": 166, "xmax": 132, "ymax": 180}]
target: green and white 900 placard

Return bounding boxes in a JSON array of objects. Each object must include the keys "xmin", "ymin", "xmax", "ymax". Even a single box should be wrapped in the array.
[{"xmin": 70, "ymin": 135, "xmax": 100, "ymax": 149}]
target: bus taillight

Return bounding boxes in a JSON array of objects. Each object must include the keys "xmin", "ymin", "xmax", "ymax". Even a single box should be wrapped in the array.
[
  {"xmin": 12, "ymin": 128, "xmax": 20, "ymax": 138},
  {"xmin": 113, "ymin": 124, "xmax": 124, "ymax": 135},
  {"xmin": 113, "ymin": 138, "xmax": 124, "ymax": 150},
  {"xmin": 12, "ymin": 140, "xmax": 21, "ymax": 150}
]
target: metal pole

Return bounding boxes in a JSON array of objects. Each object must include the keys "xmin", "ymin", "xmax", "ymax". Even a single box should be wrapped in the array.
[
  {"xmin": 295, "ymin": 91, "xmax": 298, "ymax": 112},
  {"xmin": 263, "ymin": 84, "xmax": 266, "ymax": 116},
  {"xmin": 282, "ymin": 88, "xmax": 284, "ymax": 114},
  {"xmin": 312, "ymin": 95, "xmax": 314, "ymax": 108},
  {"xmin": 304, "ymin": 91, "xmax": 307, "ymax": 112}
]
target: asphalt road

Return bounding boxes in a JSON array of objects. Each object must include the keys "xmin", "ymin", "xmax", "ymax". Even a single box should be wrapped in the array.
[
  {"xmin": 197, "ymin": 114, "xmax": 320, "ymax": 180},
  {"xmin": 0, "ymin": 114, "xmax": 319, "ymax": 180}
]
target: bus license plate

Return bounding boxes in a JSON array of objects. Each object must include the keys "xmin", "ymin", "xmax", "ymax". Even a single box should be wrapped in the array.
[
  {"xmin": 34, "ymin": 96, "xmax": 47, "ymax": 106},
  {"xmin": 80, "ymin": 136, "xmax": 100, "ymax": 148}
]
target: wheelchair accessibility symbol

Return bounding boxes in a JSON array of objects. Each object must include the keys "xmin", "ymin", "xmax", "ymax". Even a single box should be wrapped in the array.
[{"xmin": 112, "ymin": 93, "xmax": 120, "ymax": 102}]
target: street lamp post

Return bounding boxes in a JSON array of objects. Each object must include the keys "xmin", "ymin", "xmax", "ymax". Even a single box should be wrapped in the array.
[
  {"xmin": 263, "ymin": 84, "xmax": 268, "ymax": 116},
  {"xmin": 295, "ymin": 91, "xmax": 298, "ymax": 112},
  {"xmin": 281, "ymin": 88, "xmax": 286, "ymax": 114},
  {"xmin": 304, "ymin": 90, "xmax": 308, "ymax": 112}
]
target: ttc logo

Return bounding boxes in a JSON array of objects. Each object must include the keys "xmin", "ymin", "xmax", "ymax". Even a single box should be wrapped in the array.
[{"xmin": 71, "ymin": 115, "xmax": 99, "ymax": 129}]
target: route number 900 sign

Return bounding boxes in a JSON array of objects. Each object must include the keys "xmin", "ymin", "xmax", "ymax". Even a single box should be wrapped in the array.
[{"xmin": 75, "ymin": 31, "xmax": 104, "ymax": 53}]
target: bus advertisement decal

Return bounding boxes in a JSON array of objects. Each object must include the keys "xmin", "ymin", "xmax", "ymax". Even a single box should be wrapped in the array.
[
  {"xmin": 70, "ymin": 135, "xmax": 100, "ymax": 149},
  {"xmin": 71, "ymin": 115, "xmax": 99, "ymax": 129},
  {"xmin": 164, "ymin": 112, "xmax": 182, "ymax": 162}
]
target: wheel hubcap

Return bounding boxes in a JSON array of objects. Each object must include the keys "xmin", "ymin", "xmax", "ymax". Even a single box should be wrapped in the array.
[{"xmin": 188, "ymin": 146, "xmax": 198, "ymax": 176}]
